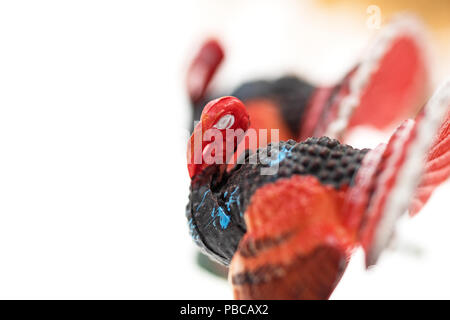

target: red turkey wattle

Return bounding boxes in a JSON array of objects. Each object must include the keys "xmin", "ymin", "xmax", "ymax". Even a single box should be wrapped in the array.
[
  {"xmin": 187, "ymin": 96, "xmax": 250, "ymax": 179},
  {"xmin": 184, "ymin": 15, "xmax": 449, "ymax": 300}
]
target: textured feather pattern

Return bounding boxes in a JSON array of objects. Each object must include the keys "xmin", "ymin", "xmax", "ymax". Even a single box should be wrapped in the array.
[
  {"xmin": 230, "ymin": 176, "xmax": 350, "ymax": 300},
  {"xmin": 353, "ymin": 81, "xmax": 450, "ymax": 266},
  {"xmin": 410, "ymin": 110, "xmax": 450, "ymax": 215}
]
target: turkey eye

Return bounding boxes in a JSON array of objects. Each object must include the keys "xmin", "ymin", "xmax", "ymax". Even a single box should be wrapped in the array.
[{"xmin": 214, "ymin": 114, "xmax": 235, "ymax": 130}]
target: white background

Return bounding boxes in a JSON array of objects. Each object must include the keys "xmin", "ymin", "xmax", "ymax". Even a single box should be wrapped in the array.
[{"xmin": 0, "ymin": 0, "xmax": 449, "ymax": 299}]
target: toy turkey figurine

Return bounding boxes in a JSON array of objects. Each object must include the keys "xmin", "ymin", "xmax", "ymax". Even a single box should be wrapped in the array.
[
  {"xmin": 186, "ymin": 83, "xmax": 450, "ymax": 299},
  {"xmin": 184, "ymin": 15, "xmax": 448, "ymax": 299}
]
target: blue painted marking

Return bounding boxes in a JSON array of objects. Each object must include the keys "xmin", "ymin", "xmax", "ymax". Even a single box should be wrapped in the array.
[
  {"xmin": 188, "ymin": 218, "xmax": 199, "ymax": 241},
  {"xmin": 224, "ymin": 186, "xmax": 242, "ymax": 217},
  {"xmin": 195, "ymin": 189, "xmax": 210, "ymax": 212},
  {"xmin": 217, "ymin": 207, "xmax": 230, "ymax": 229},
  {"xmin": 267, "ymin": 145, "xmax": 294, "ymax": 167},
  {"xmin": 218, "ymin": 207, "xmax": 230, "ymax": 229},
  {"xmin": 207, "ymin": 206, "xmax": 231, "ymax": 230},
  {"xmin": 195, "ymin": 186, "xmax": 240, "ymax": 231},
  {"xmin": 211, "ymin": 208, "xmax": 217, "ymax": 228}
]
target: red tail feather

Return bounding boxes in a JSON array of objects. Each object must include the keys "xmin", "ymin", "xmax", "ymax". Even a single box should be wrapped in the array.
[{"xmin": 187, "ymin": 39, "xmax": 225, "ymax": 103}]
